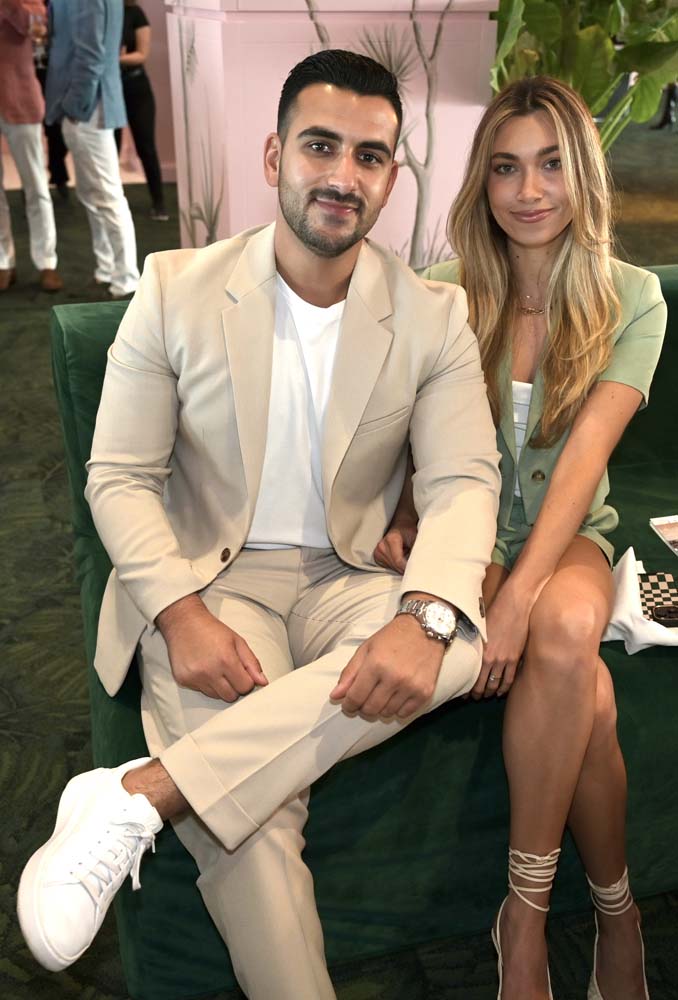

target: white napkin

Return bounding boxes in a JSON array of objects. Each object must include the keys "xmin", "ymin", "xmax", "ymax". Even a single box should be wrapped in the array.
[{"xmin": 602, "ymin": 546, "xmax": 678, "ymax": 654}]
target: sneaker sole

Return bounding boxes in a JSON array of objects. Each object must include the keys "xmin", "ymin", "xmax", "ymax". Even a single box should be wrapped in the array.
[{"xmin": 17, "ymin": 770, "xmax": 106, "ymax": 971}]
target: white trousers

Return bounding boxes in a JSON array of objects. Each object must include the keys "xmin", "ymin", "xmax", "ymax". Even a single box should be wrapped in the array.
[
  {"xmin": 139, "ymin": 547, "xmax": 482, "ymax": 1000},
  {"xmin": 62, "ymin": 109, "xmax": 139, "ymax": 296},
  {"xmin": 0, "ymin": 116, "xmax": 57, "ymax": 271}
]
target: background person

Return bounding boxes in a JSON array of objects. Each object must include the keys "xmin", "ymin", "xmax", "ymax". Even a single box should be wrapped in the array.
[
  {"xmin": 34, "ymin": 0, "xmax": 70, "ymax": 200},
  {"xmin": 45, "ymin": 0, "xmax": 139, "ymax": 298},
  {"xmin": 116, "ymin": 0, "xmax": 167, "ymax": 221},
  {"xmin": 376, "ymin": 76, "xmax": 666, "ymax": 1000},
  {"xmin": 0, "ymin": 0, "xmax": 62, "ymax": 292}
]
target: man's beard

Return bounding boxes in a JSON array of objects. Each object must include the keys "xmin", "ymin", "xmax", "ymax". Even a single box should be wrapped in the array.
[{"xmin": 278, "ymin": 178, "xmax": 375, "ymax": 258}]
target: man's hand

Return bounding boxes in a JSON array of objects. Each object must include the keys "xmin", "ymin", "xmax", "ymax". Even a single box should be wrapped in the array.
[
  {"xmin": 330, "ymin": 614, "xmax": 445, "ymax": 720},
  {"xmin": 373, "ymin": 520, "xmax": 417, "ymax": 575},
  {"xmin": 156, "ymin": 594, "xmax": 268, "ymax": 701}
]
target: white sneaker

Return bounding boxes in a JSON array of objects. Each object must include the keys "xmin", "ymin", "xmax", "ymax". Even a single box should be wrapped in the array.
[{"xmin": 17, "ymin": 757, "xmax": 163, "ymax": 971}]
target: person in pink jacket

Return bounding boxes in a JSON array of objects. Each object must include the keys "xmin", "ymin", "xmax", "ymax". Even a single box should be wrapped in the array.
[{"xmin": 0, "ymin": 0, "xmax": 62, "ymax": 292}]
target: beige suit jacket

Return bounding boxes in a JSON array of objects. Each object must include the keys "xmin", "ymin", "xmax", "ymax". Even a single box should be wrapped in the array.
[{"xmin": 86, "ymin": 224, "xmax": 501, "ymax": 696}]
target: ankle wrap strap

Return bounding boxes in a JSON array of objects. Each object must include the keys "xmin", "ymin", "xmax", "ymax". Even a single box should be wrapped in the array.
[
  {"xmin": 587, "ymin": 867, "xmax": 634, "ymax": 916},
  {"xmin": 508, "ymin": 847, "xmax": 561, "ymax": 913}
]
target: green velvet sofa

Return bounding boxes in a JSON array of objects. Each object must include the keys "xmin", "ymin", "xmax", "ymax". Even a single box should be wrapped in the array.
[{"xmin": 50, "ymin": 265, "xmax": 678, "ymax": 1000}]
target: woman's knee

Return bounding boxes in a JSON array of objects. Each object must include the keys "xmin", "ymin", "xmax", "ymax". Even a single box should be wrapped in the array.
[{"xmin": 526, "ymin": 597, "xmax": 602, "ymax": 683}]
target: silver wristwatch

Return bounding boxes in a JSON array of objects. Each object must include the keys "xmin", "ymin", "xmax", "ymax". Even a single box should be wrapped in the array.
[{"xmin": 396, "ymin": 598, "xmax": 458, "ymax": 645}]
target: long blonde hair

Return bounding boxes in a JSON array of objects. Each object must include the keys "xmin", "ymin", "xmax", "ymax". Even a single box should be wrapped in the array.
[{"xmin": 450, "ymin": 76, "xmax": 620, "ymax": 447}]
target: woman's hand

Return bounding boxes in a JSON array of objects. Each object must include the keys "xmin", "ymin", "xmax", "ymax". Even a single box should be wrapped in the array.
[
  {"xmin": 373, "ymin": 519, "xmax": 418, "ymax": 574},
  {"xmin": 471, "ymin": 581, "xmax": 533, "ymax": 699}
]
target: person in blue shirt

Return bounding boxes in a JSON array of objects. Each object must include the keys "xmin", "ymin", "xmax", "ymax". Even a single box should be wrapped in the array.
[{"xmin": 45, "ymin": 0, "xmax": 139, "ymax": 297}]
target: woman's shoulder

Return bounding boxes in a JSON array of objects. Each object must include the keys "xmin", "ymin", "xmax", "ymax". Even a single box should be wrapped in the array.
[
  {"xmin": 419, "ymin": 258, "xmax": 463, "ymax": 286},
  {"xmin": 610, "ymin": 258, "xmax": 663, "ymax": 319},
  {"xmin": 130, "ymin": 5, "xmax": 150, "ymax": 28}
]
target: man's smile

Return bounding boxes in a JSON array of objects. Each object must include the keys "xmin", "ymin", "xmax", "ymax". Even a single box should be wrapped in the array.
[{"xmin": 308, "ymin": 188, "xmax": 363, "ymax": 219}]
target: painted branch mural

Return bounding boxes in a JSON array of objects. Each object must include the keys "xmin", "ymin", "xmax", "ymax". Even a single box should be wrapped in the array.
[
  {"xmin": 304, "ymin": 0, "xmax": 454, "ymax": 269},
  {"xmin": 306, "ymin": 0, "xmax": 331, "ymax": 48},
  {"xmin": 178, "ymin": 18, "xmax": 224, "ymax": 247}
]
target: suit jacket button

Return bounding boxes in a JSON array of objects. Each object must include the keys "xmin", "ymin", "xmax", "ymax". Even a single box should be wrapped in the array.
[
  {"xmin": 531, "ymin": 470, "xmax": 546, "ymax": 482},
  {"xmin": 220, "ymin": 547, "xmax": 231, "ymax": 562},
  {"xmin": 479, "ymin": 596, "xmax": 486, "ymax": 619}
]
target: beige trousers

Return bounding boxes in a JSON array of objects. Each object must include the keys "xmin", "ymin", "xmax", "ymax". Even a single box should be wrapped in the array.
[{"xmin": 139, "ymin": 547, "xmax": 481, "ymax": 1000}]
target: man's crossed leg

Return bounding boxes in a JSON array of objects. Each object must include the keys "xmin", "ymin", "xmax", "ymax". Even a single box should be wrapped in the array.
[{"xmin": 18, "ymin": 548, "xmax": 481, "ymax": 998}]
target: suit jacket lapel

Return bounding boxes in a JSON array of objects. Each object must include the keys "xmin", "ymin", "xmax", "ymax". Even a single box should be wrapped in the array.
[
  {"xmin": 221, "ymin": 225, "xmax": 277, "ymax": 507},
  {"xmin": 524, "ymin": 366, "xmax": 545, "ymax": 446},
  {"xmin": 322, "ymin": 240, "xmax": 394, "ymax": 499}
]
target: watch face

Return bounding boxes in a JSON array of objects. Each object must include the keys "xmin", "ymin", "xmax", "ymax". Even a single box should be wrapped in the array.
[{"xmin": 423, "ymin": 603, "xmax": 456, "ymax": 636}]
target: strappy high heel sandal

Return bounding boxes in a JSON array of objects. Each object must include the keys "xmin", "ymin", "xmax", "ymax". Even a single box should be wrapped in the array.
[
  {"xmin": 587, "ymin": 867, "xmax": 649, "ymax": 1000},
  {"xmin": 491, "ymin": 846, "xmax": 561, "ymax": 1000}
]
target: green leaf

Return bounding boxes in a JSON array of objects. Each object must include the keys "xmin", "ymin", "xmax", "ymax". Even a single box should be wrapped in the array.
[
  {"xmin": 629, "ymin": 74, "xmax": 665, "ymax": 121},
  {"xmin": 571, "ymin": 26, "xmax": 617, "ymax": 107},
  {"xmin": 495, "ymin": 0, "xmax": 526, "ymax": 62},
  {"xmin": 589, "ymin": 72, "xmax": 626, "ymax": 116},
  {"xmin": 598, "ymin": 95, "xmax": 633, "ymax": 153},
  {"xmin": 605, "ymin": 0, "xmax": 626, "ymax": 37},
  {"xmin": 615, "ymin": 39, "xmax": 678, "ymax": 74},
  {"xmin": 509, "ymin": 43, "xmax": 542, "ymax": 80},
  {"xmin": 489, "ymin": 63, "xmax": 504, "ymax": 93},
  {"xmin": 523, "ymin": 1, "xmax": 562, "ymax": 46},
  {"xmin": 624, "ymin": 10, "xmax": 678, "ymax": 45},
  {"xmin": 661, "ymin": 13, "xmax": 678, "ymax": 42}
]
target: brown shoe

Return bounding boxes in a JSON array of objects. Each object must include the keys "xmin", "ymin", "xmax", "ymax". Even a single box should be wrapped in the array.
[
  {"xmin": 39, "ymin": 268, "xmax": 64, "ymax": 292},
  {"xmin": 0, "ymin": 267, "xmax": 17, "ymax": 291}
]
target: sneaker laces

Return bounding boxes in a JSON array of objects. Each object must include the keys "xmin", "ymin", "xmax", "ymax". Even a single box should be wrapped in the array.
[{"xmin": 73, "ymin": 818, "xmax": 157, "ymax": 905}]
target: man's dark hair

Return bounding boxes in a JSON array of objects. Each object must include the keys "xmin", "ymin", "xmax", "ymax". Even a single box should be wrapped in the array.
[{"xmin": 277, "ymin": 49, "xmax": 402, "ymax": 146}]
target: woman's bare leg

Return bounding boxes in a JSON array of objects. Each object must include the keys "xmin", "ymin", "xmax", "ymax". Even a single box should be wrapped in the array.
[
  {"xmin": 567, "ymin": 661, "xmax": 646, "ymax": 998},
  {"xmin": 486, "ymin": 536, "xmax": 642, "ymax": 1000}
]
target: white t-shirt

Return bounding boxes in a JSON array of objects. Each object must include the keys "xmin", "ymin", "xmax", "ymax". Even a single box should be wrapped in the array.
[
  {"xmin": 512, "ymin": 379, "xmax": 533, "ymax": 498},
  {"xmin": 245, "ymin": 275, "xmax": 344, "ymax": 548}
]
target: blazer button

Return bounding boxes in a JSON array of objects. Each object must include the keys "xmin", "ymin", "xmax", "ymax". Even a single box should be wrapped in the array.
[
  {"xmin": 531, "ymin": 470, "xmax": 546, "ymax": 482},
  {"xmin": 219, "ymin": 547, "xmax": 231, "ymax": 563}
]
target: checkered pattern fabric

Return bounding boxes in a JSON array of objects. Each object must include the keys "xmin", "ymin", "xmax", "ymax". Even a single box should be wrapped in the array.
[{"xmin": 638, "ymin": 572, "xmax": 678, "ymax": 620}]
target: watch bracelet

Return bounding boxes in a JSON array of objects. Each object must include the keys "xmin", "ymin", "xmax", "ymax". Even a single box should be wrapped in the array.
[{"xmin": 396, "ymin": 599, "xmax": 478, "ymax": 642}]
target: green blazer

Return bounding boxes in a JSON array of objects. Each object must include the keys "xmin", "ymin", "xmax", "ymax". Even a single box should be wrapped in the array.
[{"xmin": 421, "ymin": 258, "xmax": 667, "ymax": 558}]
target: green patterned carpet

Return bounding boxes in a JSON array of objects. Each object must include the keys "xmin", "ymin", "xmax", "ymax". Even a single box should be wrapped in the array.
[{"xmin": 2, "ymin": 122, "xmax": 678, "ymax": 999}]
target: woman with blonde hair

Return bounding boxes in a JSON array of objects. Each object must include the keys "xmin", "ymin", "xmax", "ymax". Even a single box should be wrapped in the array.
[{"xmin": 376, "ymin": 76, "xmax": 666, "ymax": 999}]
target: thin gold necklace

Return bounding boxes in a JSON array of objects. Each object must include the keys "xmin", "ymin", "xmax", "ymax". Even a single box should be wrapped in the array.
[{"xmin": 517, "ymin": 293, "xmax": 545, "ymax": 316}]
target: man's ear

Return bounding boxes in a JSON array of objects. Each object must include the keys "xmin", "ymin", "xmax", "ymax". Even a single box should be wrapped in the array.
[
  {"xmin": 381, "ymin": 160, "xmax": 399, "ymax": 209},
  {"xmin": 263, "ymin": 133, "xmax": 282, "ymax": 188}
]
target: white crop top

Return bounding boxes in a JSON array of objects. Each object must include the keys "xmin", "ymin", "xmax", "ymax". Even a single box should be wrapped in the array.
[{"xmin": 512, "ymin": 380, "xmax": 533, "ymax": 498}]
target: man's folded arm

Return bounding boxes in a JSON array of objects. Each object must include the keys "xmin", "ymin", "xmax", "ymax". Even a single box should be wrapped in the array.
[
  {"xmin": 401, "ymin": 284, "xmax": 501, "ymax": 639},
  {"xmin": 85, "ymin": 255, "xmax": 205, "ymax": 625}
]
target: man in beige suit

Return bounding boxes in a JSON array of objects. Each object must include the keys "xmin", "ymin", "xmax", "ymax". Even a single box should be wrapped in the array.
[{"xmin": 19, "ymin": 50, "xmax": 500, "ymax": 998}]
